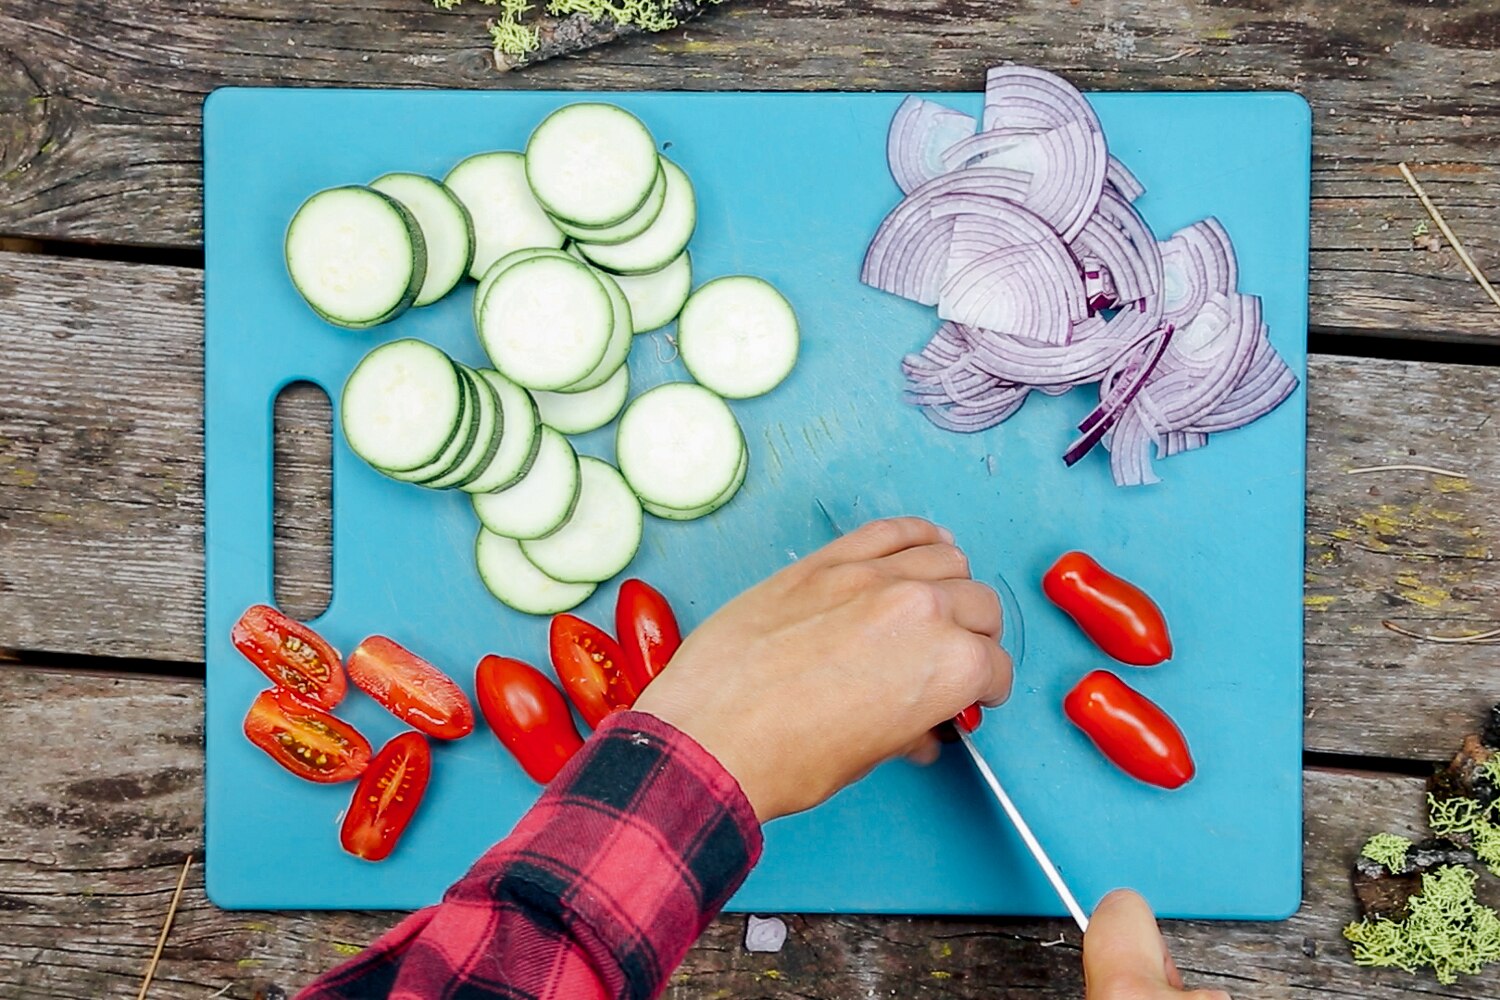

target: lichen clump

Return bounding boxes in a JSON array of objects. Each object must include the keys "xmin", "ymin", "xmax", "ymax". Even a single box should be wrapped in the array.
[
  {"xmin": 1344, "ymin": 865, "xmax": 1500, "ymax": 985},
  {"xmin": 1360, "ymin": 832, "xmax": 1414, "ymax": 875},
  {"xmin": 433, "ymin": 0, "xmax": 705, "ymax": 57},
  {"xmin": 1428, "ymin": 793, "xmax": 1500, "ymax": 877}
]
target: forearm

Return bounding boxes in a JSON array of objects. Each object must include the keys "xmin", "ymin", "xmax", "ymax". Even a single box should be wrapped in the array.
[{"xmin": 297, "ymin": 712, "xmax": 762, "ymax": 1000}]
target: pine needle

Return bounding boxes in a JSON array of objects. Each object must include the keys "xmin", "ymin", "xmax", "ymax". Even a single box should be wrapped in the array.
[
  {"xmin": 1398, "ymin": 162, "xmax": 1500, "ymax": 312},
  {"xmin": 136, "ymin": 854, "xmax": 193, "ymax": 1000},
  {"xmin": 1346, "ymin": 463, "xmax": 1467, "ymax": 478},
  {"xmin": 1382, "ymin": 621, "xmax": 1500, "ymax": 645}
]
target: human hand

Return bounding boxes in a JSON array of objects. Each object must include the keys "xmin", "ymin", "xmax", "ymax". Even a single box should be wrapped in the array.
[
  {"xmin": 1084, "ymin": 890, "xmax": 1231, "ymax": 1000},
  {"xmin": 633, "ymin": 517, "xmax": 1012, "ymax": 822}
]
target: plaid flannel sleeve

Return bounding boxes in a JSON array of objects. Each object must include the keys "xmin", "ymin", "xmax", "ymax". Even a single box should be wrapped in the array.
[{"xmin": 296, "ymin": 711, "xmax": 763, "ymax": 1000}]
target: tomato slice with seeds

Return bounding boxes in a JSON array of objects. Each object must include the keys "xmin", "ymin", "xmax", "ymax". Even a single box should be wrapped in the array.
[
  {"xmin": 242, "ymin": 688, "xmax": 371, "ymax": 783},
  {"xmin": 345, "ymin": 636, "xmax": 476, "ymax": 740},
  {"xmin": 615, "ymin": 579, "xmax": 681, "ymax": 689},
  {"xmin": 232, "ymin": 604, "xmax": 346, "ymax": 709},
  {"xmin": 549, "ymin": 613, "xmax": 640, "ymax": 730},
  {"xmin": 340, "ymin": 731, "xmax": 432, "ymax": 862}
]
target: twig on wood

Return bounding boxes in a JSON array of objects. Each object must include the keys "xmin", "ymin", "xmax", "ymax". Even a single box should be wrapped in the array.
[
  {"xmin": 1148, "ymin": 45, "xmax": 1201, "ymax": 63},
  {"xmin": 1381, "ymin": 621, "xmax": 1500, "ymax": 645},
  {"xmin": 1397, "ymin": 162, "xmax": 1500, "ymax": 312},
  {"xmin": 1346, "ymin": 463, "xmax": 1468, "ymax": 478},
  {"xmin": 206, "ymin": 986, "xmax": 232, "ymax": 999},
  {"xmin": 1038, "ymin": 934, "xmax": 1069, "ymax": 947},
  {"xmin": 136, "ymin": 854, "xmax": 193, "ymax": 1000}
]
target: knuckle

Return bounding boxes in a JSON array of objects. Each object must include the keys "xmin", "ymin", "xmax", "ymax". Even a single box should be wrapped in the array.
[
  {"xmin": 946, "ymin": 633, "xmax": 993, "ymax": 692},
  {"xmin": 935, "ymin": 543, "xmax": 970, "ymax": 576},
  {"xmin": 884, "ymin": 579, "xmax": 942, "ymax": 620}
]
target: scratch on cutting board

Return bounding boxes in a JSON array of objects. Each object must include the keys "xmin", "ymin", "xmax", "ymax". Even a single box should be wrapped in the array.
[
  {"xmin": 778, "ymin": 423, "xmax": 795, "ymax": 457},
  {"xmin": 762, "ymin": 428, "xmax": 783, "ymax": 475}
]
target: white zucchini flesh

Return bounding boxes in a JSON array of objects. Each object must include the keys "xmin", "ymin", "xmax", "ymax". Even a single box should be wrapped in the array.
[
  {"xmin": 478, "ymin": 256, "xmax": 614, "ymax": 390},
  {"xmin": 520, "ymin": 457, "xmax": 642, "ymax": 584},
  {"xmin": 445, "ymin": 151, "xmax": 564, "ymax": 280},
  {"xmin": 388, "ymin": 370, "xmax": 476, "ymax": 484},
  {"xmin": 476, "ymin": 529, "xmax": 595, "ymax": 616},
  {"xmin": 553, "ymin": 164, "xmax": 666, "ymax": 245},
  {"xmin": 557, "ymin": 268, "xmax": 633, "ymax": 393},
  {"xmin": 678, "ymin": 276, "xmax": 800, "ymax": 398},
  {"xmin": 615, "ymin": 382, "xmax": 746, "ymax": 510},
  {"xmin": 461, "ymin": 369, "xmax": 542, "ymax": 494},
  {"xmin": 341, "ymin": 339, "xmax": 465, "ymax": 473},
  {"xmin": 286, "ymin": 186, "xmax": 425, "ymax": 328},
  {"xmin": 369, "ymin": 173, "xmax": 474, "ymax": 307},
  {"xmin": 576, "ymin": 159, "xmax": 697, "ymax": 275},
  {"xmin": 642, "ymin": 449, "xmax": 747, "ymax": 520},
  {"xmin": 612, "ymin": 250, "xmax": 693, "ymax": 333},
  {"xmin": 525, "ymin": 103, "xmax": 660, "ymax": 227},
  {"xmin": 471, "ymin": 427, "xmax": 581, "ymax": 540},
  {"xmin": 425, "ymin": 368, "xmax": 502, "ymax": 489},
  {"xmin": 472, "ymin": 247, "xmax": 577, "ymax": 329},
  {"xmin": 533, "ymin": 365, "xmax": 629, "ymax": 435}
]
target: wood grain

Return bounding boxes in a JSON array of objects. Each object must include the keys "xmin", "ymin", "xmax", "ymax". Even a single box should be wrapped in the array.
[
  {"xmin": 1, "ymin": 664, "xmax": 1494, "ymax": 1000},
  {"xmin": 0, "ymin": 1, "xmax": 1498, "ymax": 342},
  {"xmin": 2, "ymin": 250, "xmax": 1498, "ymax": 759}
]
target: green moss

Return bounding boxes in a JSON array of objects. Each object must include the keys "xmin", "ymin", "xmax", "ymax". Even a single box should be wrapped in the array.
[
  {"xmin": 1481, "ymin": 754, "xmax": 1500, "ymax": 788},
  {"xmin": 1344, "ymin": 865, "xmax": 1500, "ymax": 984},
  {"xmin": 1361, "ymin": 833, "xmax": 1414, "ymax": 874}
]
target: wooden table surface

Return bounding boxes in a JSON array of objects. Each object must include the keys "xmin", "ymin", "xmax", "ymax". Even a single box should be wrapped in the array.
[{"xmin": 2, "ymin": 1, "xmax": 1499, "ymax": 997}]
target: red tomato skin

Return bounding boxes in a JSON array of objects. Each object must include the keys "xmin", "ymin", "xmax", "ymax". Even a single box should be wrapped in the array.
[
  {"xmin": 549, "ymin": 614, "xmax": 638, "ymax": 730},
  {"xmin": 1064, "ymin": 670, "xmax": 1195, "ymax": 789},
  {"xmin": 340, "ymin": 732, "xmax": 432, "ymax": 862},
  {"xmin": 475, "ymin": 655, "xmax": 585, "ymax": 784},
  {"xmin": 346, "ymin": 636, "xmax": 476, "ymax": 740},
  {"xmin": 242, "ymin": 688, "xmax": 371, "ymax": 783},
  {"xmin": 615, "ymin": 579, "xmax": 681, "ymax": 689},
  {"xmin": 232, "ymin": 604, "xmax": 347, "ymax": 708},
  {"xmin": 1043, "ymin": 552, "xmax": 1172, "ymax": 666},
  {"xmin": 954, "ymin": 703, "xmax": 983, "ymax": 733}
]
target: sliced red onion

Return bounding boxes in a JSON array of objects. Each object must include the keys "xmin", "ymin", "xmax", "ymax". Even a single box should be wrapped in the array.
[
  {"xmin": 886, "ymin": 96, "xmax": 978, "ymax": 195},
  {"xmin": 1069, "ymin": 188, "xmax": 1162, "ymax": 306},
  {"xmin": 861, "ymin": 167, "xmax": 1032, "ymax": 305},
  {"xmin": 869, "ymin": 65, "xmax": 1300, "ymax": 487},
  {"xmin": 984, "ymin": 66, "xmax": 1102, "ymax": 133},
  {"xmin": 1106, "ymin": 411, "xmax": 1162, "ymax": 487},
  {"xmin": 942, "ymin": 119, "xmax": 1106, "ymax": 242},
  {"xmin": 1105, "ymin": 156, "xmax": 1145, "ymax": 201},
  {"xmin": 1065, "ymin": 325, "xmax": 1174, "ymax": 464}
]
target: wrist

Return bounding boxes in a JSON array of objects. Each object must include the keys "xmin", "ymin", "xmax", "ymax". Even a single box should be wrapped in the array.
[{"xmin": 633, "ymin": 695, "xmax": 777, "ymax": 822}]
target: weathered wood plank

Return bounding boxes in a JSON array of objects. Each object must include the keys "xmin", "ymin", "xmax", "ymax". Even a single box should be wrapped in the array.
[
  {"xmin": 4, "ymin": 251, "xmax": 1498, "ymax": 759},
  {"xmin": 1, "ymin": 1, "xmax": 1499, "ymax": 341},
  {"xmin": 1, "ymin": 665, "xmax": 1494, "ymax": 1000}
]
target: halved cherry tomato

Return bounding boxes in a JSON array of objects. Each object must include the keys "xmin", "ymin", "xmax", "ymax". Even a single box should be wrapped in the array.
[
  {"xmin": 549, "ymin": 614, "xmax": 640, "ymax": 729},
  {"xmin": 345, "ymin": 636, "xmax": 475, "ymax": 741},
  {"xmin": 1043, "ymin": 552, "xmax": 1172, "ymax": 666},
  {"xmin": 615, "ymin": 579, "xmax": 681, "ymax": 689},
  {"xmin": 242, "ymin": 688, "xmax": 371, "ymax": 783},
  {"xmin": 1064, "ymin": 670, "xmax": 1194, "ymax": 789},
  {"xmin": 232, "ymin": 604, "xmax": 346, "ymax": 708},
  {"xmin": 340, "ymin": 731, "xmax": 431, "ymax": 862},
  {"xmin": 475, "ymin": 655, "xmax": 585, "ymax": 784}
]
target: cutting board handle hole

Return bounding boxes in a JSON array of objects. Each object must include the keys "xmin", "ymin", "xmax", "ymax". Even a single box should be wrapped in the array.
[{"xmin": 273, "ymin": 380, "xmax": 333, "ymax": 620}]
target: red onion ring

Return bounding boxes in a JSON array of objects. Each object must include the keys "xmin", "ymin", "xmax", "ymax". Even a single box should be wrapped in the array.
[{"xmin": 886, "ymin": 96, "xmax": 978, "ymax": 195}]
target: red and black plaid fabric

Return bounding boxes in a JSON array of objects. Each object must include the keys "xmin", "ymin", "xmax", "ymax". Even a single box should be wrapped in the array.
[{"xmin": 297, "ymin": 711, "xmax": 763, "ymax": 1000}]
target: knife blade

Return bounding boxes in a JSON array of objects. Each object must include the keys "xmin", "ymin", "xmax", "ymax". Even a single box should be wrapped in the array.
[{"xmin": 814, "ymin": 499, "xmax": 1089, "ymax": 932}]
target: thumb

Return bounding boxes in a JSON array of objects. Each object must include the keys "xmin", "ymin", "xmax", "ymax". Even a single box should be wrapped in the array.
[{"xmin": 1084, "ymin": 890, "xmax": 1231, "ymax": 999}]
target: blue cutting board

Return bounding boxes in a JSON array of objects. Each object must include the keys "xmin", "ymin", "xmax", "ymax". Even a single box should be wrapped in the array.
[{"xmin": 204, "ymin": 88, "xmax": 1309, "ymax": 917}]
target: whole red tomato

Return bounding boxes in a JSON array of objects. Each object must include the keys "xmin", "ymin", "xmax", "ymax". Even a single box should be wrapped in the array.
[
  {"xmin": 1064, "ymin": 670, "xmax": 1194, "ymax": 789},
  {"xmin": 475, "ymin": 655, "xmax": 585, "ymax": 784},
  {"xmin": 615, "ymin": 579, "xmax": 681, "ymax": 688},
  {"xmin": 549, "ymin": 614, "xmax": 639, "ymax": 729},
  {"xmin": 1043, "ymin": 552, "xmax": 1172, "ymax": 666}
]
